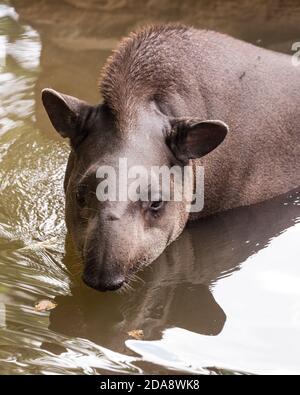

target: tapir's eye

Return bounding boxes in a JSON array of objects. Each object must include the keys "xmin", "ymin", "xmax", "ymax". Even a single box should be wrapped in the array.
[
  {"xmin": 149, "ymin": 200, "xmax": 164, "ymax": 212},
  {"xmin": 76, "ymin": 184, "xmax": 87, "ymax": 207}
]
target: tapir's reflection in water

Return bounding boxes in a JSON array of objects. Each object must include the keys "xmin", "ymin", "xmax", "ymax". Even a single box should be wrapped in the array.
[{"xmin": 42, "ymin": 188, "xmax": 300, "ymax": 354}]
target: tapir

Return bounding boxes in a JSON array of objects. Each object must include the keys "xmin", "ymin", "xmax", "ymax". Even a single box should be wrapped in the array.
[{"xmin": 42, "ymin": 25, "xmax": 300, "ymax": 291}]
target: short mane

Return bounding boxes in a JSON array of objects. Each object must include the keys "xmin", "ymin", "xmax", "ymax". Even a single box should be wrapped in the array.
[{"xmin": 99, "ymin": 24, "xmax": 194, "ymax": 127}]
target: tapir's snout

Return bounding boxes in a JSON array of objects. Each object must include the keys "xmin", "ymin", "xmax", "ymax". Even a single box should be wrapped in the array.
[
  {"xmin": 82, "ymin": 270, "xmax": 125, "ymax": 292},
  {"xmin": 82, "ymin": 255, "xmax": 125, "ymax": 292},
  {"xmin": 82, "ymin": 273, "xmax": 125, "ymax": 292}
]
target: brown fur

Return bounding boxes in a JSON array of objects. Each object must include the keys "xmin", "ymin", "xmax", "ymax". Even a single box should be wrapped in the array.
[
  {"xmin": 42, "ymin": 25, "xmax": 300, "ymax": 291},
  {"xmin": 100, "ymin": 24, "xmax": 300, "ymax": 217},
  {"xmin": 100, "ymin": 25, "xmax": 196, "ymax": 128}
]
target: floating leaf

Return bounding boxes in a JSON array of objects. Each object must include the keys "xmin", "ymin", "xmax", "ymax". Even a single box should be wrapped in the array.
[
  {"xmin": 34, "ymin": 299, "xmax": 57, "ymax": 312},
  {"xmin": 127, "ymin": 329, "xmax": 144, "ymax": 340}
]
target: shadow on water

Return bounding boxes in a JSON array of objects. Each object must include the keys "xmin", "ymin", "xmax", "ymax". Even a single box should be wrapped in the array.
[{"xmin": 46, "ymin": 188, "xmax": 300, "ymax": 356}]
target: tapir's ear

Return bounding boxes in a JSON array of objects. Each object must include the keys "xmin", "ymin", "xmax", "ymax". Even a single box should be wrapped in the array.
[
  {"xmin": 42, "ymin": 88, "xmax": 91, "ymax": 147},
  {"xmin": 166, "ymin": 119, "xmax": 228, "ymax": 163}
]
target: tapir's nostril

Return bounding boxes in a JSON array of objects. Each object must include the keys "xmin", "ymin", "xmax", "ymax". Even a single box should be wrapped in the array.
[{"xmin": 104, "ymin": 277, "xmax": 125, "ymax": 291}]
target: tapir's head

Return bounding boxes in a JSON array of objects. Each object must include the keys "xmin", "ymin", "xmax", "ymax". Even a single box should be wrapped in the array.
[{"xmin": 42, "ymin": 88, "xmax": 228, "ymax": 291}]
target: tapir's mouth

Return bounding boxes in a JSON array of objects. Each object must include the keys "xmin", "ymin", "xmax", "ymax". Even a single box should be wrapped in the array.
[
  {"xmin": 78, "ymin": 246, "xmax": 147, "ymax": 292},
  {"xmin": 80, "ymin": 263, "xmax": 142, "ymax": 293},
  {"xmin": 81, "ymin": 273, "xmax": 126, "ymax": 292}
]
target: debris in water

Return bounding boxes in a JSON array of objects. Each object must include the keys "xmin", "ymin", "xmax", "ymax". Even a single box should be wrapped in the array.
[
  {"xmin": 127, "ymin": 329, "xmax": 144, "ymax": 340},
  {"xmin": 34, "ymin": 300, "xmax": 57, "ymax": 312}
]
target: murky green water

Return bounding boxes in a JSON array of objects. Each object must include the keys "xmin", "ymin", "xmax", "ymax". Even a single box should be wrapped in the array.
[{"xmin": 0, "ymin": 0, "xmax": 300, "ymax": 375}]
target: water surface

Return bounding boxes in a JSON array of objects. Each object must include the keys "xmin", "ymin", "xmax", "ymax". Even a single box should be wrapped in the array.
[{"xmin": 0, "ymin": 0, "xmax": 300, "ymax": 375}]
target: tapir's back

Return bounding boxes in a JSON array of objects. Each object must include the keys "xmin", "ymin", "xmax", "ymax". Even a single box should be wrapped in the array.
[
  {"xmin": 189, "ymin": 29, "xmax": 300, "ymax": 216},
  {"xmin": 100, "ymin": 25, "xmax": 300, "ymax": 217}
]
